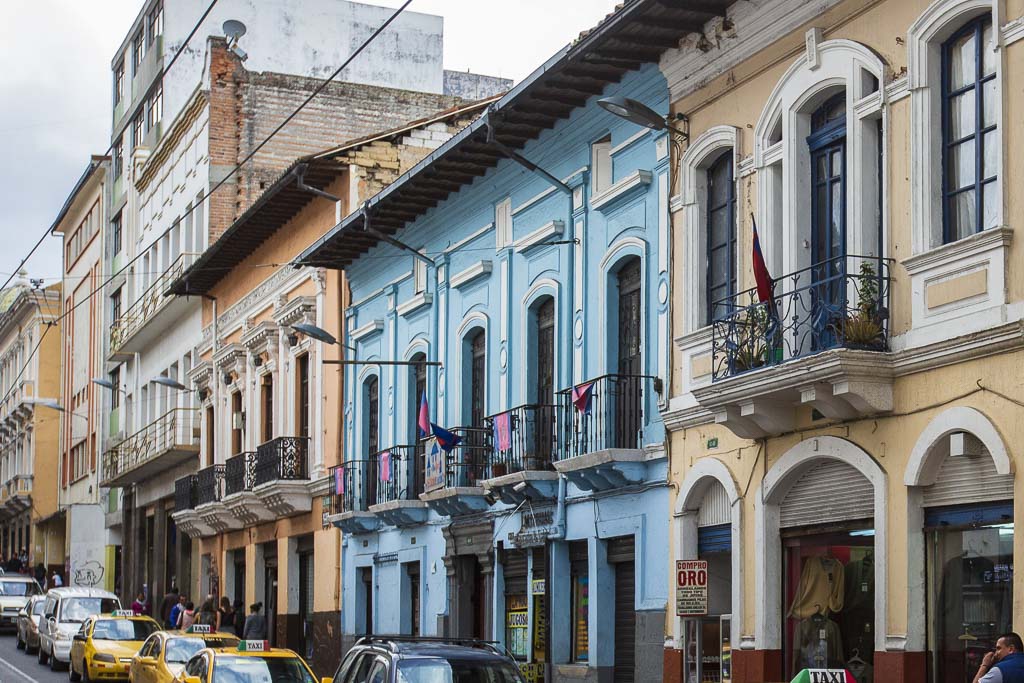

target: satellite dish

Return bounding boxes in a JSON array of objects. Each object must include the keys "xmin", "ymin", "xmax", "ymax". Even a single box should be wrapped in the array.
[{"xmin": 223, "ymin": 19, "xmax": 247, "ymax": 42}]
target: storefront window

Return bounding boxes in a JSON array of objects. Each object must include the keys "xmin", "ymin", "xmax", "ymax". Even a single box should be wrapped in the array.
[
  {"xmin": 926, "ymin": 503, "xmax": 1013, "ymax": 683},
  {"xmin": 570, "ymin": 541, "xmax": 589, "ymax": 663},
  {"xmin": 783, "ymin": 527, "xmax": 875, "ymax": 682},
  {"xmin": 682, "ymin": 524, "xmax": 732, "ymax": 682}
]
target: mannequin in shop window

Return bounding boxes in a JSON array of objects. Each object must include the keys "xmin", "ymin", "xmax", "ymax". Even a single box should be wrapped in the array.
[{"xmin": 789, "ymin": 554, "xmax": 846, "ymax": 672}]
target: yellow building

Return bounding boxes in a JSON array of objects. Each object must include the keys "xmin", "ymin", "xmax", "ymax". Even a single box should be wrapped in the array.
[
  {"xmin": 0, "ymin": 278, "xmax": 63, "ymax": 574},
  {"xmin": 660, "ymin": 0, "xmax": 1024, "ymax": 681},
  {"xmin": 164, "ymin": 101, "xmax": 493, "ymax": 676}
]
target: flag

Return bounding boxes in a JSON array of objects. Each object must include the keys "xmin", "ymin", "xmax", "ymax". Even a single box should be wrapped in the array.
[
  {"xmin": 493, "ymin": 411, "xmax": 512, "ymax": 452},
  {"xmin": 334, "ymin": 466, "xmax": 344, "ymax": 495},
  {"xmin": 417, "ymin": 392, "xmax": 430, "ymax": 438},
  {"xmin": 751, "ymin": 215, "xmax": 774, "ymax": 305},
  {"xmin": 379, "ymin": 451, "xmax": 391, "ymax": 481},
  {"xmin": 431, "ymin": 423, "xmax": 462, "ymax": 452},
  {"xmin": 571, "ymin": 382, "xmax": 594, "ymax": 415}
]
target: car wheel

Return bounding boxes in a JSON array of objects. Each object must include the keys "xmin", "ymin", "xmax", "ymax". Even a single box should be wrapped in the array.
[
  {"xmin": 26, "ymin": 637, "xmax": 36, "ymax": 655},
  {"xmin": 38, "ymin": 641, "xmax": 49, "ymax": 665},
  {"xmin": 69, "ymin": 656, "xmax": 81, "ymax": 682},
  {"xmin": 15, "ymin": 629, "xmax": 23, "ymax": 649}
]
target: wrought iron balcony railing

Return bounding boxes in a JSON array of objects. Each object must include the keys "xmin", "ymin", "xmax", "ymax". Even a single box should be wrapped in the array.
[
  {"xmin": 101, "ymin": 408, "xmax": 199, "ymax": 484},
  {"xmin": 557, "ymin": 374, "xmax": 657, "ymax": 459},
  {"xmin": 224, "ymin": 452, "xmax": 256, "ymax": 496},
  {"xmin": 427, "ymin": 427, "xmax": 493, "ymax": 489},
  {"xmin": 324, "ymin": 462, "xmax": 363, "ymax": 515},
  {"xmin": 485, "ymin": 403, "xmax": 557, "ymax": 476},
  {"xmin": 174, "ymin": 474, "xmax": 197, "ymax": 512},
  {"xmin": 109, "ymin": 251, "xmax": 199, "ymax": 354},
  {"xmin": 370, "ymin": 445, "xmax": 423, "ymax": 506},
  {"xmin": 254, "ymin": 436, "xmax": 310, "ymax": 487},
  {"xmin": 711, "ymin": 255, "xmax": 891, "ymax": 381},
  {"xmin": 196, "ymin": 464, "xmax": 225, "ymax": 506}
]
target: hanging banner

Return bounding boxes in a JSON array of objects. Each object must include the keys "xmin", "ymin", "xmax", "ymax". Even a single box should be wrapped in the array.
[
  {"xmin": 675, "ymin": 559, "xmax": 708, "ymax": 616},
  {"xmin": 423, "ymin": 437, "xmax": 446, "ymax": 492}
]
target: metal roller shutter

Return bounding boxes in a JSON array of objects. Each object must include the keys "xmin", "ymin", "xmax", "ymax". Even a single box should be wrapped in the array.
[
  {"xmin": 698, "ymin": 480, "xmax": 731, "ymax": 527},
  {"xmin": 503, "ymin": 549, "xmax": 529, "ymax": 595},
  {"xmin": 923, "ymin": 453, "xmax": 1013, "ymax": 508},
  {"xmin": 779, "ymin": 460, "xmax": 873, "ymax": 528},
  {"xmin": 608, "ymin": 536, "xmax": 635, "ymax": 683}
]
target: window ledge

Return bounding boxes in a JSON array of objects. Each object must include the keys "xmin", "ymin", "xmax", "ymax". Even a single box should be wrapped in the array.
[
  {"xmin": 513, "ymin": 221, "xmax": 563, "ymax": 253},
  {"xmin": 350, "ymin": 319, "xmax": 384, "ymax": 343},
  {"xmin": 397, "ymin": 292, "xmax": 433, "ymax": 317},
  {"xmin": 590, "ymin": 169, "xmax": 652, "ymax": 212},
  {"xmin": 902, "ymin": 226, "xmax": 1012, "ymax": 275},
  {"xmin": 450, "ymin": 261, "xmax": 492, "ymax": 290}
]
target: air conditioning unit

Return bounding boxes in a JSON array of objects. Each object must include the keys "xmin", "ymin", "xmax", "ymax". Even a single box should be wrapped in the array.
[{"xmin": 232, "ymin": 411, "xmax": 245, "ymax": 430}]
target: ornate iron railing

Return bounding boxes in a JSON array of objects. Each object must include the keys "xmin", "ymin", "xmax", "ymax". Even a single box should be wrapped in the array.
[
  {"xmin": 711, "ymin": 255, "xmax": 891, "ymax": 381},
  {"xmin": 323, "ymin": 462, "xmax": 364, "ymax": 515},
  {"xmin": 254, "ymin": 436, "xmax": 309, "ymax": 487},
  {"xmin": 224, "ymin": 452, "xmax": 256, "ymax": 496},
  {"xmin": 109, "ymin": 252, "xmax": 200, "ymax": 353},
  {"xmin": 196, "ymin": 464, "xmax": 225, "ymax": 505},
  {"xmin": 557, "ymin": 374, "xmax": 658, "ymax": 459},
  {"xmin": 370, "ymin": 445, "xmax": 423, "ymax": 505},
  {"xmin": 101, "ymin": 408, "xmax": 199, "ymax": 484},
  {"xmin": 485, "ymin": 404, "xmax": 557, "ymax": 475},
  {"xmin": 174, "ymin": 474, "xmax": 197, "ymax": 512},
  {"xmin": 435, "ymin": 427, "xmax": 493, "ymax": 488}
]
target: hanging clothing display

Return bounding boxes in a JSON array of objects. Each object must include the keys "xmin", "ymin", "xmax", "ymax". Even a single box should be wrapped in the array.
[
  {"xmin": 792, "ymin": 614, "xmax": 844, "ymax": 671},
  {"xmin": 841, "ymin": 553, "xmax": 875, "ymax": 672},
  {"xmin": 788, "ymin": 555, "xmax": 845, "ymax": 618}
]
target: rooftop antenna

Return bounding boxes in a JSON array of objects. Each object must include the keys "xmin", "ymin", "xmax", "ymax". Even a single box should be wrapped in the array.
[{"xmin": 223, "ymin": 19, "xmax": 248, "ymax": 61}]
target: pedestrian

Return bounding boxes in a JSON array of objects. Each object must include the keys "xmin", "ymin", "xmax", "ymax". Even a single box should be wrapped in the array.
[
  {"xmin": 242, "ymin": 602, "xmax": 267, "ymax": 640},
  {"xmin": 232, "ymin": 600, "xmax": 245, "ymax": 636},
  {"xmin": 51, "ymin": 571, "xmax": 63, "ymax": 587},
  {"xmin": 169, "ymin": 595, "xmax": 187, "ymax": 630},
  {"xmin": 178, "ymin": 601, "xmax": 196, "ymax": 630},
  {"xmin": 160, "ymin": 585, "xmax": 180, "ymax": 627},
  {"xmin": 975, "ymin": 632, "xmax": 1024, "ymax": 683},
  {"xmin": 217, "ymin": 596, "xmax": 234, "ymax": 634},
  {"xmin": 131, "ymin": 591, "xmax": 147, "ymax": 615},
  {"xmin": 197, "ymin": 597, "xmax": 217, "ymax": 626},
  {"xmin": 33, "ymin": 562, "xmax": 44, "ymax": 587}
]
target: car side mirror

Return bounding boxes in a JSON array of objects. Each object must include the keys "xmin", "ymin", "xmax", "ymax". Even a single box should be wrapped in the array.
[
  {"xmin": 73, "ymin": 633, "xmax": 87, "ymax": 642},
  {"xmin": 322, "ymin": 678, "xmax": 334, "ymax": 683},
  {"xmin": 17, "ymin": 610, "xmax": 26, "ymax": 618}
]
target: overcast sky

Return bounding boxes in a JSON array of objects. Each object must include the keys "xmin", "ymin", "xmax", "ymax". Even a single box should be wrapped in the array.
[{"xmin": 0, "ymin": 0, "xmax": 619, "ymax": 286}]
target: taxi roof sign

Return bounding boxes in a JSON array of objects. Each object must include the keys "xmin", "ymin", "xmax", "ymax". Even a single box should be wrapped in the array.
[
  {"xmin": 238, "ymin": 640, "xmax": 270, "ymax": 652},
  {"xmin": 110, "ymin": 610, "xmax": 136, "ymax": 617},
  {"xmin": 187, "ymin": 624, "xmax": 212, "ymax": 634}
]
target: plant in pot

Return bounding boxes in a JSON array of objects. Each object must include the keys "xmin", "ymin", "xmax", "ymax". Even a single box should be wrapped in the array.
[
  {"xmin": 843, "ymin": 260, "xmax": 885, "ymax": 349},
  {"xmin": 728, "ymin": 304, "xmax": 781, "ymax": 371}
]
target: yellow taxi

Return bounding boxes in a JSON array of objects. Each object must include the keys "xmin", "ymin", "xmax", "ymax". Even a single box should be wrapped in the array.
[
  {"xmin": 173, "ymin": 640, "xmax": 329, "ymax": 683},
  {"xmin": 130, "ymin": 625, "xmax": 240, "ymax": 683},
  {"xmin": 69, "ymin": 610, "xmax": 161, "ymax": 681}
]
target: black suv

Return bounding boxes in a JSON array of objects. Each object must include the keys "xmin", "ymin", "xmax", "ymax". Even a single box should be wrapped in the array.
[{"xmin": 329, "ymin": 636, "xmax": 526, "ymax": 683}]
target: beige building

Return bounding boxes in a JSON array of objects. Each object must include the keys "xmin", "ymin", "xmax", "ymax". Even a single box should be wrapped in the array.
[
  {"xmin": 0, "ymin": 278, "xmax": 63, "ymax": 573},
  {"xmin": 660, "ymin": 0, "xmax": 1024, "ymax": 682}
]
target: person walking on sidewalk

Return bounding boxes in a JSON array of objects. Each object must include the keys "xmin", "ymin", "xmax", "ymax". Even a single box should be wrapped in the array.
[{"xmin": 243, "ymin": 602, "xmax": 267, "ymax": 640}]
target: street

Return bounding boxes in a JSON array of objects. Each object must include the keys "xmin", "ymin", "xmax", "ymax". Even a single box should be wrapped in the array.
[{"xmin": 0, "ymin": 631, "xmax": 66, "ymax": 683}]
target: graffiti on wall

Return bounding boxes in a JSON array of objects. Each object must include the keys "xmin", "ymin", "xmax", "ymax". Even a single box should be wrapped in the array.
[{"xmin": 73, "ymin": 560, "xmax": 105, "ymax": 587}]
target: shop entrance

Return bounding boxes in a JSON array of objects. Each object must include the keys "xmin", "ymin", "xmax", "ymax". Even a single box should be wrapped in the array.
[
  {"xmin": 263, "ymin": 543, "xmax": 278, "ymax": 646},
  {"xmin": 609, "ymin": 536, "xmax": 636, "ymax": 683},
  {"xmin": 452, "ymin": 554, "xmax": 487, "ymax": 639}
]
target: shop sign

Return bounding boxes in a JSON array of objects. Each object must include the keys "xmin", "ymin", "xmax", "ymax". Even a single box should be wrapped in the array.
[
  {"xmin": 675, "ymin": 559, "xmax": 708, "ymax": 616},
  {"xmin": 791, "ymin": 670, "xmax": 854, "ymax": 683},
  {"xmin": 531, "ymin": 579, "xmax": 546, "ymax": 595},
  {"xmin": 508, "ymin": 595, "xmax": 528, "ymax": 611},
  {"xmin": 507, "ymin": 611, "xmax": 529, "ymax": 628},
  {"xmin": 423, "ymin": 438, "xmax": 445, "ymax": 492}
]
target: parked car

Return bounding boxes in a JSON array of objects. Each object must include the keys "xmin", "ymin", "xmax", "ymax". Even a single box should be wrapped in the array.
[
  {"xmin": 173, "ymin": 641, "xmax": 322, "ymax": 683},
  {"xmin": 69, "ymin": 611, "xmax": 161, "ymax": 682},
  {"xmin": 129, "ymin": 625, "xmax": 239, "ymax": 683},
  {"xmin": 37, "ymin": 587, "xmax": 120, "ymax": 672},
  {"xmin": 0, "ymin": 574, "xmax": 42, "ymax": 630},
  {"xmin": 329, "ymin": 636, "xmax": 526, "ymax": 683},
  {"xmin": 15, "ymin": 594, "xmax": 45, "ymax": 653}
]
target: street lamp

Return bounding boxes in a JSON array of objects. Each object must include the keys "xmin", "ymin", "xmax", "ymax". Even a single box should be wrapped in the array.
[
  {"xmin": 152, "ymin": 375, "xmax": 190, "ymax": 392},
  {"xmin": 597, "ymin": 96, "xmax": 688, "ymax": 136},
  {"xmin": 291, "ymin": 323, "xmax": 357, "ymax": 352},
  {"xmin": 27, "ymin": 398, "xmax": 64, "ymax": 412},
  {"xmin": 91, "ymin": 377, "xmax": 127, "ymax": 393}
]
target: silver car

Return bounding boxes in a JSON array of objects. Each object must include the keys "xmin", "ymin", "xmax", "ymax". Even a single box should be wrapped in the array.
[
  {"xmin": 37, "ymin": 587, "xmax": 120, "ymax": 671},
  {"xmin": 15, "ymin": 594, "xmax": 44, "ymax": 653},
  {"xmin": 0, "ymin": 575, "xmax": 41, "ymax": 630}
]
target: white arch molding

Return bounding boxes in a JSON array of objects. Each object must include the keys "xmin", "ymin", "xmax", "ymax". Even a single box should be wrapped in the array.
[
  {"xmin": 454, "ymin": 311, "xmax": 489, "ymax": 424},
  {"xmin": 753, "ymin": 437, "xmax": 888, "ymax": 654},
  {"xmin": 673, "ymin": 457, "xmax": 743, "ymax": 648},
  {"xmin": 597, "ymin": 237, "xmax": 647, "ymax": 376},
  {"xmin": 519, "ymin": 278, "xmax": 560, "ymax": 408}
]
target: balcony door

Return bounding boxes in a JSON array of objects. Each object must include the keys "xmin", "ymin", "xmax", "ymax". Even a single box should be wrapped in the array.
[
  {"xmin": 807, "ymin": 93, "xmax": 847, "ymax": 348},
  {"xmin": 468, "ymin": 330, "xmax": 486, "ymax": 481},
  {"xmin": 535, "ymin": 298, "xmax": 555, "ymax": 465},
  {"xmin": 616, "ymin": 259, "xmax": 642, "ymax": 449},
  {"xmin": 365, "ymin": 375, "xmax": 379, "ymax": 506}
]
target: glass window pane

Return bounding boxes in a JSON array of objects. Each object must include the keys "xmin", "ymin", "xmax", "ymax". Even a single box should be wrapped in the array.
[
  {"xmin": 831, "ymin": 181, "xmax": 843, "ymax": 258},
  {"xmin": 831, "ymin": 150, "xmax": 842, "ymax": 177},
  {"xmin": 948, "ymin": 90, "xmax": 976, "ymax": 140},
  {"xmin": 815, "ymin": 184, "xmax": 829, "ymax": 263},
  {"xmin": 816, "ymin": 154, "xmax": 828, "ymax": 182},
  {"xmin": 982, "ymin": 130, "xmax": 998, "ymax": 180},
  {"xmin": 710, "ymin": 244, "xmax": 730, "ymax": 288},
  {"xmin": 983, "ymin": 182, "xmax": 999, "ymax": 229},
  {"xmin": 948, "ymin": 189, "xmax": 977, "ymax": 240},
  {"xmin": 982, "ymin": 79, "xmax": 998, "ymax": 128},
  {"xmin": 946, "ymin": 140, "xmax": 976, "ymax": 191},
  {"xmin": 710, "ymin": 207, "xmax": 730, "ymax": 249},
  {"xmin": 982, "ymin": 22, "xmax": 996, "ymax": 76},
  {"xmin": 948, "ymin": 30, "xmax": 976, "ymax": 90}
]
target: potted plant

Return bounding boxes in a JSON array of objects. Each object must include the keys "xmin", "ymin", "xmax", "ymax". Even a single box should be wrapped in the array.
[{"xmin": 843, "ymin": 261, "xmax": 885, "ymax": 349}]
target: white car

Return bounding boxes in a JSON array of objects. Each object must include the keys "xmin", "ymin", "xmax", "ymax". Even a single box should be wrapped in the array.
[
  {"xmin": 0, "ymin": 575, "xmax": 41, "ymax": 630},
  {"xmin": 37, "ymin": 587, "xmax": 120, "ymax": 672}
]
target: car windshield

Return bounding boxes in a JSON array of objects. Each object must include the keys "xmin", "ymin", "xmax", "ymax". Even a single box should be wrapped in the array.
[
  {"xmin": 0, "ymin": 581, "xmax": 37, "ymax": 597},
  {"xmin": 61, "ymin": 598, "xmax": 120, "ymax": 623},
  {"xmin": 211, "ymin": 655, "xmax": 316, "ymax": 683},
  {"xmin": 31, "ymin": 601, "xmax": 45, "ymax": 616},
  {"xmin": 397, "ymin": 659, "xmax": 524, "ymax": 683},
  {"xmin": 166, "ymin": 637, "xmax": 240, "ymax": 663},
  {"xmin": 92, "ymin": 619, "xmax": 159, "ymax": 641}
]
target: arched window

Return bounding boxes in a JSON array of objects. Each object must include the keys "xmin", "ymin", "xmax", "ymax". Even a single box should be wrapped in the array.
[
  {"xmin": 616, "ymin": 258, "xmax": 642, "ymax": 377},
  {"xmin": 468, "ymin": 330, "xmax": 486, "ymax": 429},
  {"xmin": 706, "ymin": 151, "xmax": 736, "ymax": 323},
  {"xmin": 364, "ymin": 375, "xmax": 379, "ymax": 455},
  {"xmin": 941, "ymin": 16, "xmax": 997, "ymax": 242},
  {"xmin": 534, "ymin": 298, "xmax": 556, "ymax": 405},
  {"xmin": 408, "ymin": 352, "xmax": 427, "ymax": 444},
  {"xmin": 808, "ymin": 92, "xmax": 847, "ymax": 337}
]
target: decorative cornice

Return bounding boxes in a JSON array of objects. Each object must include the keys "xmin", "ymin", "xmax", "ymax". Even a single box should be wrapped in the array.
[
  {"xmin": 902, "ymin": 226, "xmax": 1012, "ymax": 274},
  {"xmin": 241, "ymin": 320, "xmax": 280, "ymax": 359},
  {"xmin": 513, "ymin": 221, "xmax": 564, "ymax": 253},
  {"xmin": 213, "ymin": 343, "xmax": 247, "ymax": 379},
  {"xmin": 397, "ymin": 292, "xmax": 434, "ymax": 318},
  {"xmin": 450, "ymin": 261, "xmax": 493, "ymax": 290},
  {"xmin": 217, "ymin": 267, "xmax": 302, "ymax": 339},
  {"xmin": 273, "ymin": 295, "xmax": 317, "ymax": 329},
  {"xmin": 189, "ymin": 360, "xmax": 213, "ymax": 391},
  {"xmin": 590, "ymin": 169, "xmax": 653, "ymax": 212},
  {"xmin": 351, "ymin": 319, "xmax": 384, "ymax": 343}
]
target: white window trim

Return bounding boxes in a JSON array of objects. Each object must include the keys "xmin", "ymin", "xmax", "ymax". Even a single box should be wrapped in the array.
[
  {"xmin": 679, "ymin": 125, "xmax": 740, "ymax": 335},
  {"xmin": 494, "ymin": 198, "xmax": 512, "ymax": 250},
  {"xmin": 907, "ymin": 0, "xmax": 1002, "ymax": 254}
]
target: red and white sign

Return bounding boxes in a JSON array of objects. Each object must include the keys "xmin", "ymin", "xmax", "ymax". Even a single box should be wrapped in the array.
[{"xmin": 675, "ymin": 560, "xmax": 708, "ymax": 616}]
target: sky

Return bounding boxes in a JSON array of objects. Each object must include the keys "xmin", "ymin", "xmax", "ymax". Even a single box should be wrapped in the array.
[{"xmin": 0, "ymin": 0, "xmax": 620, "ymax": 287}]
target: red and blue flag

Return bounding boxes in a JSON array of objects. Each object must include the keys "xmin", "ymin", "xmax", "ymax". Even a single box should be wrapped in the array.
[
  {"xmin": 431, "ymin": 423, "xmax": 462, "ymax": 452},
  {"xmin": 418, "ymin": 392, "xmax": 430, "ymax": 438}
]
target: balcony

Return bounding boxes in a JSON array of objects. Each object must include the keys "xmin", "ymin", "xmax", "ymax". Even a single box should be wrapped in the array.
[
  {"xmin": 0, "ymin": 475, "xmax": 32, "ymax": 518},
  {"xmin": 222, "ymin": 452, "xmax": 275, "ymax": 526},
  {"xmin": 170, "ymin": 474, "xmax": 205, "ymax": 539},
  {"xmin": 324, "ymin": 462, "xmax": 380, "ymax": 535},
  {"xmin": 195, "ymin": 464, "xmax": 241, "ymax": 535},
  {"xmin": 109, "ymin": 252, "xmax": 200, "ymax": 360},
  {"xmin": 252, "ymin": 437, "xmax": 311, "ymax": 517},
  {"xmin": 694, "ymin": 255, "xmax": 893, "ymax": 438},
  {"xmin": 367, "ymin": 445, "xmax": 429, "ymax": 527},
  {"xmin": 101, "ymin": 408, "xmax": 199, "ymax": 487},
  {"xmin": 419, "ymin": 427, "xmax": 493, "ymax": 516},
  {"xmin": 483, "ymin": 404, "xmax": 559, "ymax": 504},
  {"xmin": 555, "ymin": 374, "xmax": 660, "ymax": 492}
]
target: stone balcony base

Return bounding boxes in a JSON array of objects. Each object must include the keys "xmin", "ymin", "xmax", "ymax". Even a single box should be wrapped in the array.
[
  {"xmin": 554, "ymin": 449, "xmax": 646, "ymax": 492},
  {"xmin": 369, "ymin": 499, "xmax": 429, "ymax": 527},
  {"xmin": 254, "ymin": 480, "xmax": 312, "ymax": 517},
  {"xmin": 484, "ymin": 470, "xmax": 559, "ymax": 504},
  {"xmin": 419, "ymin": 487, "xmax": 490, "ymax": 516},
  {"xmin": 327, "ymin": 510, "xmax": 380, "ymax": 535},
  {"xmin": 171, "ymin": 509, "xmax": 208, "ymax": 539},
  {"xmin": 196, "ymin": 502, "xmax": 242, "ymax": 534},
  {"xmin": 223, "ymin": 491, "xmax": 275, "ymax": 526}
]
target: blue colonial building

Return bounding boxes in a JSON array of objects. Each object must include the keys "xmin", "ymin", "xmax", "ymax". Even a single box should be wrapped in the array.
[{"xmin": 302, "ymin": 4, "xmax": 715, "ymax": 680}]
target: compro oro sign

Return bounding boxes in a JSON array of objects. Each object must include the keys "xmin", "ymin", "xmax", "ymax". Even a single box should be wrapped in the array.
[{"xmin": 675, "ymin": 559, "xmax": 708, "ymax": 616}]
